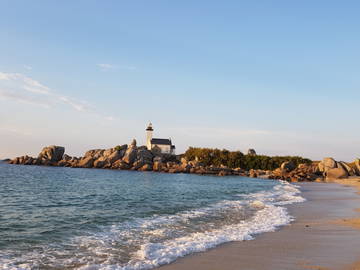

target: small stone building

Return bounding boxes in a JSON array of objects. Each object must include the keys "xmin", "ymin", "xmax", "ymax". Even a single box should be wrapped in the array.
[{"xmin": 146, "ymin": 123, "xmax": 176, "ymax": 154}]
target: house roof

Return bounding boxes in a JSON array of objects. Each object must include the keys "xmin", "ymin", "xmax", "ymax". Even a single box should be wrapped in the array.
[{"xmin": 151, "ymin": 138, "xmax": 172, "ymax": 145}]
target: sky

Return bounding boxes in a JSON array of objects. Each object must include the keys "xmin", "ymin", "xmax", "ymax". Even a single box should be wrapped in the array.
[{"xmin": 0, "ymin": 0, "xmax": 359, "ymax": 161}]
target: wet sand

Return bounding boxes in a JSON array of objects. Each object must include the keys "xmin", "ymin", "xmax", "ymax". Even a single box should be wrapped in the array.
[{"xmin": 158, "ymin": 182, "xmax": 360, "ymax": 270}]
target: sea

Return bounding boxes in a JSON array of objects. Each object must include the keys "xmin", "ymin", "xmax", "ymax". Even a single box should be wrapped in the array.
[{"xmin": 0, "ymin": 162, "xmax": 305, "ymax": 270}]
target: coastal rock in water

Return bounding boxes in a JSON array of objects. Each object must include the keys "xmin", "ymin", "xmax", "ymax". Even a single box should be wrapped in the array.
[
  {"xmin": 280, "ymin": 161, "xmax": 296, "ymax": 172},
  {"xmin": 102, "ymin": 148, "xmax": 114, "ymax": 158},
  {"xmin": 93, "ymin": 156, "xmax": 108, "ymax": 168},
  {"xmin": 23, "ymin": 156, "xmax": 34, "ymax": 165},
  {"xmin": 68, "ymin": 157, "xmax": 79, "ymax": 167},
  {"xmin": 38, "ymin": 145, "xmax": 65, "ymax": 163},
  {"xmin": 136, "ymin": 149, "xmax": 153, "ymax": 164},
  {"xmin": 62, "ymin": 154, "xmax": 72, "ymax": 161},
  {"xmin": 111, "ymin": 160, "xmax": 131, "ymax": 170},
  {"xmin": 57, "ymin": 159, "xmax": 70, "ymax": 167},
  {"xmin": 84, "ymin": 149, "xmax": 104, "ymax": 159},
  {"xmin": 115, "ymin": 145, "xmax": 128, "ymax": 157},
  {"xmin": 139, "ymin": 164, "xmax": 153, "ymax": 171},
  {"xmin": 180, "ymin": 162, "xmax": 192, "ymax": 173},
  {"xmin": 107, "ymin": 150, "xmax": 124, "ymax": 164},
  {"xmin": 122, "ymin": 145, "xmax": 137, "ymax": 165},
  {"xmin": 78, "ymin": 156, "xmax": 94, "ymax": 168},
  {"xmin": 197, "ymin": 167, "xmax": 207, "ymax": 174},
  {"xmin": 247, "ymin": 149, "xmax": 257, "ymax": 156},
  {"xmin": 9, "ymin": 157, "xmax": 18, "ymax": 164},
  {"xmin": 326, "ymin": 167, "xmax": 348, "ymax": 179},
  {"xmin": 132, "ymin": 160, "xmax": 146, "ymax": 170},
  {"xmin": 153, "ymin": 161, "xmax": 164, "ymax": 172},
  {"xmin": 249, "ymin": 169, "xmax": 258, "ymax": 178},
  {"xmin": 218, "ymin": 170, "xmax": 228, "ymax": 176}
]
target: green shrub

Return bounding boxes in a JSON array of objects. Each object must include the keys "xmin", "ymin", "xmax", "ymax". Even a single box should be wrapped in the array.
[
  {"xmin": 183, "ymin": 147, "xmax": 311, "ymax": 170},
  {"xmin": 114, "ymin": 145, "xmax": 122, "ymax": 151}
]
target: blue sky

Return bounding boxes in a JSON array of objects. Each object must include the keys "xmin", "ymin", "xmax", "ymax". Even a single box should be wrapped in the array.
[{"xmin": 0, "ymin": 0, "xmax": 359, "ymax": 161}]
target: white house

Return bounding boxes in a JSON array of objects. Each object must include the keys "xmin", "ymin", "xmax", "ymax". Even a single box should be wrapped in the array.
[{"xmin": 146, "ymin": 123, "xmax": 176, "ymax": 154}]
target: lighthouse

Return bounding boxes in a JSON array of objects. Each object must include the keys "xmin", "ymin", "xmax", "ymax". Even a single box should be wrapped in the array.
[
  {"xmin": 146, "ymin": 123, "xmax": 153, "ymax": 150},
  {"xmin": 145, "ymin": 123, "xmax": 176, "ymax": 154}
]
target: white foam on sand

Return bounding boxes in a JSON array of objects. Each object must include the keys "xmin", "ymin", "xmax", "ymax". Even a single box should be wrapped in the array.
[{"xmin": 0, "ymin": 181, "xmax": 305, "ymax": 270}]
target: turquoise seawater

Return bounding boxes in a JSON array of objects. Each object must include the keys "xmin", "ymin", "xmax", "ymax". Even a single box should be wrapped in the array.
[{"xmin": 0, "ymin": 163, "xmax": 304, "ymax": 269}]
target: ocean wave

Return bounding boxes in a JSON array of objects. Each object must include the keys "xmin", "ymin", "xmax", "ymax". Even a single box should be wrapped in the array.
[{"xmin": 0, "ymin": 181, "xmax": 305, "ymax": 270}]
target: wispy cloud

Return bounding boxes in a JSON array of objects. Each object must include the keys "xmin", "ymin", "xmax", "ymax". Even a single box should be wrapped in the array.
[
  {"xmin": 0, "ymin": 71, "xmax": 109, "ymax": 119},
  {"xmin": 58, "ymin": 96, "xmax": 92, "ymax": 112},
  {"xmin": 0, "ymin": 72, "xmax": 50, "ymax": 95},
  {"xmin": 97, "ymin": 63, "xmax": 136, "ymax": 71},
  {"xmin": 0, "ymin": 88, "xmax": 51, "ymax": 108}
]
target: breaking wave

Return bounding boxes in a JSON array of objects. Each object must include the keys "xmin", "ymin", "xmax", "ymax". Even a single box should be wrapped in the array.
[{"xmin": 0, "ymin": 181, "xmax": 304, "ymax": 270}]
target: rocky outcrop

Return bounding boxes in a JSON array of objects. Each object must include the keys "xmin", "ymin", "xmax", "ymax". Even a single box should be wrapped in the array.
[
  {"xmin": 7, "ymin": 143, "xmax": 359, "ymax": 182},
  {"xmin": 38, "ymin": 145, "xmax": 65, "ymax": 163},
  {"xmin": 355, "ymin": 159, "xmax": 360, "ymax": 175},
  {"xmin": 318, "ymin": 157, "xmax": 337, "ymax": 174},
  {"xmin": 326, "ymin": 167, "xmax": 348, "ymax": 179},
  {"xmin": 93, "ymin": 156, "xmax": 108, "ymax": 168},
  {"xmin": 247, "ymin": 149, "xmax": 257, "ymax": 156},
  {"xmin": 84, "ymin": 149, "xmax": 104, "ymax": 159},
  {"xmin": 317, "ymin": 157, "xmax": 359, "ymax": 179},
  {"xmin": 122, "ymin": 144, "xmax": 138, "ymax": 165},
  {"xmin": 272, "ymin": 162, "xmax": 321, "ymax": 182},
  {"xmin": 249, "ymin": 169, "xmax": 257, "ymax": 178},
  {"xmin": 111, "ymin": 160, "xmax": 131, "ymax": 170},
  {"xmin": 280, "ymin": 161, "xmax": 296, "ymax": 172},
  {"xmin": 139, "ymin": 164, "xmax": 153, "ymax": 171},
  {"xmin": 4, "ymin": 144, "xmax": 319, "ymax": 180},
  {"xmin": 78, "ymin": 156, "xmax": 94, "ymax": 168},
  {"xmin": 338, "ymin": 161, "xmax": 355, "ymax": 176}
]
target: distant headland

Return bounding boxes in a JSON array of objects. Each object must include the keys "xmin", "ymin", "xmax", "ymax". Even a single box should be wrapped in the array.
[{"xmin": 6, "ymin": 124, "xmax": 360, "ymax": 183}]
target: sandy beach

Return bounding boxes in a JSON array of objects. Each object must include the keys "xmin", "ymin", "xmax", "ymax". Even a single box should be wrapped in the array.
[{"xmin": 158, "ymin": 181, "xmax": 360, "ymax": 270}]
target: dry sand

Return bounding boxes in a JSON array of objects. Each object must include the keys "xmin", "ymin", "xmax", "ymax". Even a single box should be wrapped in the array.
[{"xmin": 157, "ymin": 181, "xmax": 360, "ymax": 270}]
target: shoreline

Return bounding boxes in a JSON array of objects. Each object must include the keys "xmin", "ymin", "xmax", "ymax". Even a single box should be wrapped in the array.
[{"xmin": 157, "ymin": 181, "xmax": 360, "ymax": 270}]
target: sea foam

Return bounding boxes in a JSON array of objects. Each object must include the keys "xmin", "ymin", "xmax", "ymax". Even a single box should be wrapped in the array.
[{"xmin": 0, "ymin": 181, "xmax": 305, "ymax": 270}]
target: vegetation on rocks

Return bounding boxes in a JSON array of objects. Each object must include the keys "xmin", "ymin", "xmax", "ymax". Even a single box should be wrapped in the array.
[
  {"xmin": 7, "ymin": 144, "xmax": 359, "ymax": 182},
  {"xmin": 183, "ymin": 147, "xmax": 311, "ymax": 170}
]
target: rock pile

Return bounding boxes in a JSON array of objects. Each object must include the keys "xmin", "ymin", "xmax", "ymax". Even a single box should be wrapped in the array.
[
  {"xmin": 267, "ymin": 157, "xmax": 360, "ymax": 182},
  {"xmin": 317, "ymin": 157, "xmax": 358, "ymax": 180},
  {"xmin": 8, "ymin": 141, "xmax": 243, "ymax": 176},
  {"xmin": 9, "ymin": 145, "xmax": 65, "ymax": 166},
  {"xmin": 355, "ymin": 159, "xmax": 360, "ymax": 175},
  {"xmin": 7, "ymin": 145, "xmax": 359, "ymax": 182},
  {"xmin": 271, "ymin": 162, "xmax": 321, "ymax": 182}
]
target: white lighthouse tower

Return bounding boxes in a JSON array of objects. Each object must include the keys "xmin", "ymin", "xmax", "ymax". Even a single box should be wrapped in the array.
[{"xmin": 146, "ymin": 123, "xmax": 153, "ymax": 150}]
